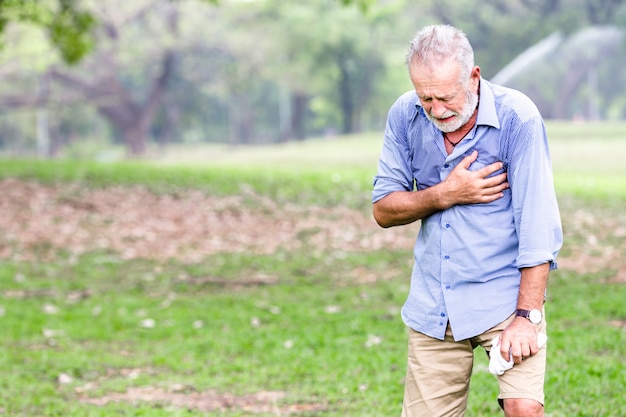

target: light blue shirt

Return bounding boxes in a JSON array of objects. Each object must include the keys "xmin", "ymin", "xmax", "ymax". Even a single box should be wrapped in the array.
[{"xmin": 372, "ymin": 79, "xmax": 563, "ymax": 341}]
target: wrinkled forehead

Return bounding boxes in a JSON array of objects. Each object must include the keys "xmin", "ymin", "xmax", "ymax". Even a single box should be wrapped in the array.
[{"xmin": 409, "ymin": 59, "xmax": 463, "ymax": 89}]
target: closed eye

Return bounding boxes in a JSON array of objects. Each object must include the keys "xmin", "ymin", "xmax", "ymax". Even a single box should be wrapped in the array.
[{"xmin": 420, "ymin": 96, "xmax": 451, "ymax": 103}]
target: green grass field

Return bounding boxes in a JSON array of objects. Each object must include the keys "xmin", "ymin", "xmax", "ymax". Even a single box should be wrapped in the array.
[{"xmin": 0, "ymin": 121, "xmax": 625, "ymax": 416}]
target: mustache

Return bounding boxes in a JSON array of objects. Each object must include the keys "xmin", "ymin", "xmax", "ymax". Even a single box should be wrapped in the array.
[{"xmin": 431, "ymin": 110, "xmax": 457, "ymax": 120}]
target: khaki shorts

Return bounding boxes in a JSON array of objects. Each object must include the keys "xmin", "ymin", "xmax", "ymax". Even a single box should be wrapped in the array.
[{"xmin": 401, "ymin": 312, "xmax": 547, "ymax": 417}]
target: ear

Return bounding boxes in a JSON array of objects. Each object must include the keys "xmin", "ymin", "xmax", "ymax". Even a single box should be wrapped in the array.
[{"xmin": 470, "ymin": 66, "xmax": 481, "ymax": 91}]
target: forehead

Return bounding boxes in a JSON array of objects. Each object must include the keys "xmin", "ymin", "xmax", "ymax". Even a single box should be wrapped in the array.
[{"xmin": 409, "ymin": 60, "xmax": 462, "ymax": 98}]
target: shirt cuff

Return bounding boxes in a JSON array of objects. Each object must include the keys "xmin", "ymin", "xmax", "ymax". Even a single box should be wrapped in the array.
[{"xmin": 516, "ymin": 250, "xmax": 557, "ymax": 270}]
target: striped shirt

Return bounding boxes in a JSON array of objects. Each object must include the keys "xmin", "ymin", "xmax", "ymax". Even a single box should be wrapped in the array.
[{"xmin": 373, "ymin": 79, "xmax": 563, "ymax": 341}]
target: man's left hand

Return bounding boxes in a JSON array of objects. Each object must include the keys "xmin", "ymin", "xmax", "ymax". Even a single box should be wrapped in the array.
[{"xmin": 498, "ymin": 317, "xmax": 540, "ymax": 365}]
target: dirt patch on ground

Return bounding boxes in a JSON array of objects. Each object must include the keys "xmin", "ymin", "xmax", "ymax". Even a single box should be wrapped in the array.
[
  {"xmin": 78, "ymin": 386, "xmax": 326, "ymax": 415},
  {"xmin": 1, "ymin": 178, "xmax": 624, "ymax": 278},
  {"xmin": 556, "ymin": 206, "xmax": 626, "ymax": 281},
  {"xmin": 0, "ymin": 178, "xmax": 416, "ymax": 263},
  {"xmin": 64, "ymin": 367, "xmax": 326, "ymax": 414}
]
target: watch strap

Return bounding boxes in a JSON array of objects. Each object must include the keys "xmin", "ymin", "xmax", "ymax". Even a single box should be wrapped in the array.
[{"xmin": 515, "ymin": 308, "xmax": 542, "ymax": 324}]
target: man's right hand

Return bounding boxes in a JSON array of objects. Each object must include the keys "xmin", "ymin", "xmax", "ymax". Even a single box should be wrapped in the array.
[
  {"xmin": 440, "ymin": 150, "xmax": 509, "ymax": 207},
  {"xmin": 373, "ymin": 151, "xmax": 509, "ymax": 228}
]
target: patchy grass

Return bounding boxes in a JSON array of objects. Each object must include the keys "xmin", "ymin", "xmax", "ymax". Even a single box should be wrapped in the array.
[
  {"xmin": 0, "ymin": 123, "xmax": 625, "ymax": 416},
  {"xmin": 1, "ymin": 220, "xmax": 624, "ymax": 416}
]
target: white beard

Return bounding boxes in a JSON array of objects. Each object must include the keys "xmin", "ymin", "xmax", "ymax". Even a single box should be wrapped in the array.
[{"xmin": 426, "ymin": 89, "xmax": 479, "ymax": 133}]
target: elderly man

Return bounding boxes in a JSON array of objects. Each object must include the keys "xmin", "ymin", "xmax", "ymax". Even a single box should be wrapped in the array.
[{"xmin": 372, "ymin": 25, "xmax": 562, "ymax": 417}]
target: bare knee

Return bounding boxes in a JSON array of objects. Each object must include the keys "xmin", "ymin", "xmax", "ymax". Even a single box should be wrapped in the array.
[{"xmin": 503, "ymin": 398, "xmax": 543, "ymax": 417}]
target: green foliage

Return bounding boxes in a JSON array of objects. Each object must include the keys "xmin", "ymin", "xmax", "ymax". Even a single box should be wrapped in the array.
[
  {"xmin": 336, "ymin": 0, "xmax": 376, "ymax": 13},
  {"xmin": 0, "ymin": 0, "xmax": 95, "ymax": 64},
  {"xmin": 47, "ymin": 1, "xmax": 94, "ymax": 64},
  {"xmin": 0, "ymin": 0, "xmax": 371, "ymax": 66}
]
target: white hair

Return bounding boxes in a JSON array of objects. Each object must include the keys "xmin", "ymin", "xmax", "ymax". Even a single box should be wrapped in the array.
[{"xmin": 406, "ymin": 24, "xmax": 475, "ymax": 83}]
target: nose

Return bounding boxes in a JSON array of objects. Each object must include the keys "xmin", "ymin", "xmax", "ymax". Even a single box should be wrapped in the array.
[{"xmin": 430, "ymin": 100, "xmax": 448, "ymax": 119}]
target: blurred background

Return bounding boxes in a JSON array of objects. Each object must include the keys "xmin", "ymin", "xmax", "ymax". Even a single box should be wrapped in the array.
[{"xmin": 0, "ymin": 0, "xmax": 625, "ymax": 159}]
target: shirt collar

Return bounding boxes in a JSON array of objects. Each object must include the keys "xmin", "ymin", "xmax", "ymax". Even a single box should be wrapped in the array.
[{"xmin": 476, "ymin": 78, "xmax": 500, "ymax": 129}]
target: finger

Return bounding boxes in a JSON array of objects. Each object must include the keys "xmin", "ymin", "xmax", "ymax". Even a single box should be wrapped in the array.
[
  {"xmin": 479, "ymin": 190, "xmax": 506, "ymax": 204},
  {"xmin": 477, "ymin": 181, "xmax": 509, "ymax": 203},
  {"xmin": 483, "ymin": 181, "xmax": 509, "ymax": 196},
  {"xmin": 511, "ymin": 348, "xmax": 524, "ymax": 365},
  {"xmin": 475, "ymin": 161, "xmax": 505, "ymax": 178},
  {"xmin": 491, "ymin": 181, "xmax": 510, "ymax": 193},
  {"xmin": 482, "ymin": 172, "xmax": 508, "ymax": 188},
  {"xmin": 458, "ymin": 150, "xmax": 478, "ymax": 169},
  {"xmin": 500, "ymin": 340, "xmax": 512, "ymax": 362}
]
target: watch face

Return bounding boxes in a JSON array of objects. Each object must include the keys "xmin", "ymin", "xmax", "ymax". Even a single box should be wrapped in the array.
[{"xmin": 529, "ymin": 309, "xmax": 542, "ymax": 324}]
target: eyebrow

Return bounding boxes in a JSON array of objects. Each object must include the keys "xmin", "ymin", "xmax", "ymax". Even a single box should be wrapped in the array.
[
  {"xmin": 418, "ymin": 88, "xmax": 459, "ymax": 101},
  {"xmin": 419, "ymin": 92, "xmax": 456, "ymax": 101}
]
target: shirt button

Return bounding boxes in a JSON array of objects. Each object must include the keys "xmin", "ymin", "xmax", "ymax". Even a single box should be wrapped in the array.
[
  {"xmin": 444, "ymin": 255, "xmax": 450, "ymax": 260},
  {"xmin": 445, "ymin": 285, "xmax": 451, "ymax": 290},
  {"xmin": 440, "ymin": 313, "xmax": 446, "ymax": 317},
  {"xmin": 445, "ymin": 223, "xmax": 451, "ymax": 229},
  {"xmin": 444, "ymin": 164, "xmax": 450, "ymax": 168}
]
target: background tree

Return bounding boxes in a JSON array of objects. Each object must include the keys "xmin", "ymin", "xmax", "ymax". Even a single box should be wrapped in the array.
[
  {"xmin": 49, "ymin": 0, "xmax": 180, "ymax": 155},
  {"xmin": 251, "ymin": 0, "xmax": 402, "ymax": 138},
  {"xmin": 0, "ymin": 0, "xmax": 94, "ymax": 64},
  {"xmin": 0, "ymin": 0, "xmax": 625, "ymax": 157}
]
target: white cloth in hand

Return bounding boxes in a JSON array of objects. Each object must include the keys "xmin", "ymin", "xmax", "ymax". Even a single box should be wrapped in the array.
[{"xmin": 488, "ymin": 333, "xmax": 547, "ymax": 376}]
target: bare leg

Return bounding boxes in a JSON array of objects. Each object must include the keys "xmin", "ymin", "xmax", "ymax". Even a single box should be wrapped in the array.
[{"xmin": 503, "ymin": 398, "xmax": 544, "ymax": 417}]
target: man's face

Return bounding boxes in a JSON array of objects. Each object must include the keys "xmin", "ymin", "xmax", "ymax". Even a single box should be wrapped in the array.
[{"xmin": 409, "ymin": 60, "xmax": 480, "ymax": 133}]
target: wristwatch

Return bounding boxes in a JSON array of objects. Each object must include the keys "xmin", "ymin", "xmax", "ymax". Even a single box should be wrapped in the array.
[{"xmin": 515, "ymin": 308, "xmax": 542, "ymax": 324}]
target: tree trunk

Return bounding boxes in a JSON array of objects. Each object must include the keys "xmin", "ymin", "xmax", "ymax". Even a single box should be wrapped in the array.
[
  {"xmin": 155, "ymin": 98, "xmax": 180, "ymax": 146},
  {"xmin": 123, "ymin": 125, "xmax": 149, "ymax": 156},
  {"xmin": 585, "ymin": 0, "xmax": 626, "ymax": 24},
  {"xmin": 291, "ymin": 92, "xmax": 308, "ymax": 141},
  {"xmin": 50, "ymin": 49, "xmax": 175, "ymax": 156},
  {"xmin": 228, "ymin": 94, "xmax": 255, "ymax": 144},
  {"xmin": 338, "ymin": 57, "xmax": 354, "ymax": 134}
]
